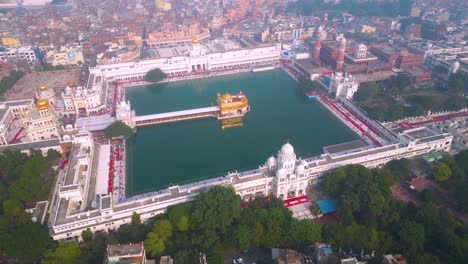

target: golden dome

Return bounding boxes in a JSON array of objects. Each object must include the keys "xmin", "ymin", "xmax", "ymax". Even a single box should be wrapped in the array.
[
  {"xmin": 37, "ymin": 99, "xmax": 50, "ymax": 110},
  {"xmin": 39, "ymin": 84, "xmax": 47, "ymax": 91},
  {"xmin": 192, "ymin": 37, "xmax": 199, "ymax": 44}
]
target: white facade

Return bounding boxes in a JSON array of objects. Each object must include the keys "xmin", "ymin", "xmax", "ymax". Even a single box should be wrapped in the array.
[
  {"xmin": 61, "ymin": 83, "xmax": 106, "ymax": 115},
  {"xmin": 116, "ymin": 101, "xmax": 136, "ymax": 128},
  {"xmin": 0, "ymin": 99, "xmax": 33, "ymax": 145},
  {"xmin": 89, "ymin": 43, "xmax": 282, "ymax": 82},
  {"xmin": 50, "ymin": 127, "xmax": 453, "ymax": 241},
  {"xmin": 0, "ymin": 46, "xmax": 37, "ymax": 64},
  {"xmin": 328, "ymin": 72, "xmax": 359, "ymax": 99}
]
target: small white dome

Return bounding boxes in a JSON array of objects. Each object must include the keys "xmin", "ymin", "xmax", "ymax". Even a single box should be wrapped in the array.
[
  {"xmin": 267, "ymin": 156, "xmax": 276, "ymax": 167},
  {"xmin": 281, "ymin": 143, "xmax": 295, "ymax": 155}
]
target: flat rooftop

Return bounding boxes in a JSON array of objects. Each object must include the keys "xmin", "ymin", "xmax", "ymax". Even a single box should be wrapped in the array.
[
  {"xmin": 323, "ymin": 140, "xmax": 367, "ymax": 155},
  {"xmin": 0, "ymin": 99, "xmax": 32, "ymax": 121},
  {"xmin": 107, "ymin": 243, "xmax": 143, "ymax": 257},
  {"xmin": 406, "ymin": 127, "xmax": 437, "ymax": 140},
  {"xmin": 295, "ymin": 59, "xmax": 331, "ymax": 74},
  {"xmin": 0, "ymin": 138, "xmax": 60, "ymax": 152},
  {"xmin": 75, "ymin": 115, "xmax": 116, "ymax": 132}
]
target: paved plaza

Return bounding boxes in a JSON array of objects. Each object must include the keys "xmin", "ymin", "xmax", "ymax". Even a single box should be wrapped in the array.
[{"xmin": 5, "ymin": 69, "xmax": 80, "ymax": 101}]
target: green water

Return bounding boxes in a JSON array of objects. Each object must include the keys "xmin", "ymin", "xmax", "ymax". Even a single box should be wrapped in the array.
[{"xmin": 126, "ymin": 69, "xmax": 358, "ymax": 195}]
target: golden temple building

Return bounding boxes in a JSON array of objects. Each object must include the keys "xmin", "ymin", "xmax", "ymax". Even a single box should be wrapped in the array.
[{"xmin": 216, "ymin": 91, "xmax": 250, "ymax": 120}]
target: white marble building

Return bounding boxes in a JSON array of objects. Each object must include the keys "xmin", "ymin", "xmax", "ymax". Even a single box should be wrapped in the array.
[
  {"xmin": 328, "ymin": 72, "xmax": 359, "ymax": 99},
  {"xmin": 49, "ymin": 126, "xmax": 453, "ymax": 241}
]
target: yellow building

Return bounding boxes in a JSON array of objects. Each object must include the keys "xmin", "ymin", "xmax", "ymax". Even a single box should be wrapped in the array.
[
  {"xmin": 216, "ymin": 92, "xmax": 250, "ymax": 119},
  {"xmin": 155, "ymin": 0, "xmax": 171, "ymax": 11},
  {"xmin": 46, "ymin": 46, "xmax": 84, "ymax": 66},
  {"xmin": 1, "ymin": 37, "xmax": 21, "ymax": 47},
  {"xmin": 21, "ymin": 98, "xmax": 59, "ymax": 142}
]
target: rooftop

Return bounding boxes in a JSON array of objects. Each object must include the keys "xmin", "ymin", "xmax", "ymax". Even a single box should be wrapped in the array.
[
  {"xmin": 107, "ymin": 243, "xmax": 144, "ymax": 257},
  {"xmin": 323, "ymin": 140, "xmax": 367, "ymax": 155}
]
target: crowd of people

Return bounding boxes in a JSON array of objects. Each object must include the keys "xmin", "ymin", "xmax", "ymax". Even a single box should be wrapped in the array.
[
  {"xmin": 108, "ymin": 139, "xmax": 126, "ymax": 203},
  {"xmin": 92, "ymin": 131, "xmax": 110, "ymax": 145}
]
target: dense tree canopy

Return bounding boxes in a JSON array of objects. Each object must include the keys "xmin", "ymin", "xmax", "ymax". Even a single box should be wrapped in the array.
[
  {"xmin": 322, "ymin": 163, "xmax": 468, "ymax": 263},
  {"xmin": 192, "ymin": 186, "xmax": 241, "ymax": 234},
  {"xmin": 433, "ymin": 163, "xmax": 452, "ymax": 182},
  {"xmin": 0, "ymin": 150, "xmax": 58, "ymax": 263},
  {"xmin": 298, "ymin": 76, "xmax": 320, "ymax": 94},
  {"xmin": 144, "ymin": 220, "xmax": 174, "ymax": 258},
  {"xmin": 105, "ymin": 121, "xmax": 134, "ymax": 138},
  {"xmin": 42, "ymin": 242, "xmax": 80, "ymax": 264},
  {"xmin": 144, "ymin": 68, "xmax": 167, "ymax": 82}
]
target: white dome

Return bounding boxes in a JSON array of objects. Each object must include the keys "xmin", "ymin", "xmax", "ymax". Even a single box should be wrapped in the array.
[
  {"xmin": 267, "ymin": 156, "xmax": 276, "ymax": 167},
  {"xmin": 281, "ymin": 143, "xmax": 295, "ymax": 155}
]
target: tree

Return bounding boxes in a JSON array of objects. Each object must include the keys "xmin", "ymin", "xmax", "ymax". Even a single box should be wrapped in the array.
[
  {"xmin": 398, "ymin": 221, "xmax": 425, "ymax": 253},
  {"xmin": 168, "ymin": 203, "xmax": 192, "ymax": 231},
  {"xmin": 116, "ymin": 213, "xmax": 145, "ymax": 244},
  {"xmin": 46, "ymin": 149, "xmax": 61, "ymax": 162},
  {"xmin": 81, "ymin": 229, "xmax": 93, "ymax": 242},
  {"xmin": 174, "ymin": 249, "xmax": 200, "ymax": 264},
  {"xmin": 105, "ymin": 121, "xmax": 134, "ymax": 138},
  {"xmin": 1, "ymin": 222, "xmax": 52, "ymax": 263},
  {"xmin": 144, "ymin": 68, "xmax": 166, "ymax": 82},
  {"xmin": 78, "ymin": 232, "xmax": 107, "ymax": 264},
  {"xmin": 235, "ymin": 225, "xmax": 252, "ymax": 252},
  {"xmin": 288, "ymin": 219, "xmax": 322, "ymax": 248},
  {"xmin": 144, "ymin": 220, "xmax": 173, "ymax": 258},
  {"xmin": 298, "ymin": 76, "xmax": 320, "ymax": 93},
  {"xmin": 131, "ymin": 212, "xmax": 141, "ymax": 227},
  {"xmin": 433, "ymin": 163, "xmax": 452, "ymax": 182},
  {"xmin": 42, "ymin": 242, "xmax": 80, "ymax": 264},
  {"xmin": 354, "ymin": 82, "xmax": 379, "ymax": 102},
  {"xmin": 144, "ymin": 232, "xmax": 166, "ymax": 258},
  {"xmin": 192, "ymin": 186, "xmax": 241, "ymax": 234}
]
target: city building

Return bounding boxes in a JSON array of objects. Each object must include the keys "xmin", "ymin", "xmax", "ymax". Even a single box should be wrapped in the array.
[
  {"xmin": 46, "ymin": 45, "xmax": 84, "ymax": 66},
  {"xmin": 97, "ymin": 47, "xmax": 140, "ymax": 65},
  {"xmin": 224, "ymin": 19, "xmax": 270, "ymax": 43},
  {"xmin": 403, "ymin": 67, "xmax": 432, "ymax": 83},
  {"xmin": 60, "ymin": 71, "xmax": 109, "ymax": 116},
  {"xmin": 0, "ymin": 85, "xmax": 60, "ymax": 145},
  {"xmin": 382, "ymin": 254, "xmax": 407, "ymax": 264},
  {"xmin": 326, "ymin": 72, "xmax": 359, "ymax": 99},
  {"xmin": 0, "ymin": 0, "xmax": 52, "ymax": 8},
  {"xmin": 343, "ymin": 44, "xmax": 392, "ymax": 75},
  {"xmin": 20, "ymin": 97, "xmax": 59, "ymax": 143},
  {"xmin": 155, "ymin": 0, "xmax": 172, "ymax": 12},
  {"xmin": 0, "ymin": 46, "xmax": 38, "ymax": 64},
  {"xmin": 409, "ymin": 42, "xmax": 468, "ymax": 77},
  {"xmin": 370, "ymin": 45, "xmax": 423, "ymax": 69},
  {"xmin": 0, "ymin": 99, "xmax": 34, "ymax": 145},
  {"xmin": 141, "ymin": 25, "xmax": 210, "ymax": 48},
  {"xmin": 404, "ymin": 24, "xmax": 422, "ymax": 39},
  {"xmin": 1, "ymin": 36, "xmax": 21, "ymax": 47},
  {"xmin": 105, "ymin": 243, "xmax": 147, "ymax": 264},
  {"xmin": 88, "ymin": 40, "xmax": 282, "ymax": 82},
  {"xmin": 160, "ymin": 256, "xmax": 173, "ymax": 264}
]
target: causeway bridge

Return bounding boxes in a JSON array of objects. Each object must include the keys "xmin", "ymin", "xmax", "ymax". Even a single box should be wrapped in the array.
[{"xmin": 134, "ymin": 106, "xmax": 220, "ymax": 127}]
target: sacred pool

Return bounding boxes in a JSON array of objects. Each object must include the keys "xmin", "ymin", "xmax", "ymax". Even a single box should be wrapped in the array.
[{"xmin": 125, "ymin": 69, "xmax": 358, "ymax": 196}]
